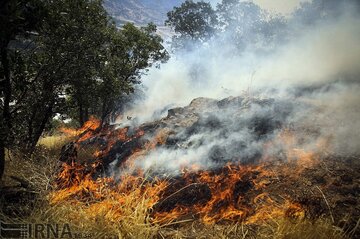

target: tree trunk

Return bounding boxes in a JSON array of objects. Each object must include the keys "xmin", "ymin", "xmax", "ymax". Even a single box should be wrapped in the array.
[
  {"xmin": 0, "ymin": 140, "xmax": 5, "ymax": 182},
  {"xmin": 78, "ymin": 98, "xmax": 89, "ymax": 126},
  {"xmin": 84, "ymin": 107, "xmax": 89, "ymax": 123},
  {"xmin": 101, "ymin": 101, "xmax": 109, "ymax": 126},
  {"xmin": 1, "ymin": 44, "xmax": 11, "ymax": 182},
  {"xmin": 101, "ymin": 97, "xmax": 115, "ymax": 127},
  {"xmin": 78, "ymin": 104, "xmax": 90, "ymax": 126},
  {"xmin": 27, "ymin": 102, "xmax": 54, "ymax": 153},
  {"xmin": 1, "ymin": 46, "xmax": 11, "ymax": 129},
  {"xmin": 79, "ymin": 102, "xmax": 85, "ymax": 126}
]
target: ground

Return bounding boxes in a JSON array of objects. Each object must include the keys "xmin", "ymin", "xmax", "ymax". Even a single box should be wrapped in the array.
[{"xmin": 0, "ymin": 137, "xmax": 359, "ymax": 238}]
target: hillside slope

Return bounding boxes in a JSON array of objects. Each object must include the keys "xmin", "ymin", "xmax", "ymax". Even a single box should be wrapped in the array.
[{"xmin": 103, "ymin": 0, "xmax": 183, "ymax": 25}]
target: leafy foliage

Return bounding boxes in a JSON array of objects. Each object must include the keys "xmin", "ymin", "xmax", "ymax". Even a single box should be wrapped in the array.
[
  {"xmin": 0, "ymin": 0, "xmax": 47, "ymax": 179},
  {"xmin": 165, "ymin": 0, "xmax": 218, "ymax": 50},
  {"xmin": 165, "ymin": 0, "xmax": 287, "ymax": 52},
  {"xmin": 0, "ymin": 0, "xmax": 168, "ymax": 179},
  {"xmin": 293, "ymin": 0, "xmax": 360, "ymax": 25}
]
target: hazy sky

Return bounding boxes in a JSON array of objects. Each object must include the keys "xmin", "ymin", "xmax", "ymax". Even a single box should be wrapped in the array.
[
  {"xmin": 209, "ymin": 0, "xmax": 310, "ymax": 15},
  {"xmin": 253, "ymin": 0, "xmax": 309, "ymax": 14}
]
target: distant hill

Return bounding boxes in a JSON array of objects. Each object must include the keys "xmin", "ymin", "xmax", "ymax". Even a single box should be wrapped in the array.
[{"xmin": 103, "ymin": 0, "xmax": 184, "ymax": 26}]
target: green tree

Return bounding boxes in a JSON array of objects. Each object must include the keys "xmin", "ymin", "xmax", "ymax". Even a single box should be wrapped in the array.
[
  {"xmin": 216, "ymin": 0, "xmax": 287, "ymax": 52},
  {"xmin": 65, "ymin": 22, "xmax": 169, "ymax": 124},
  {"xmin": 0, "ymin": 0, "xmax": 45, "ymax": 180},
  {"xmin": 216, "ymin": 0, "xmax": 265, "ymax": 51},
  {"xmin": 41, "ymin": 0, "xmax": 116, "ymax": 126},
  {"xmin": 95, "ymin": 23, "xmax": 168, "ymax": 122},
  {"xmin": 165, "ymin": 0, "xmax": 218, "ymax": 50},
  {"xmin": 0, "ymin": 0, "xmax": 168, "ymax": 181},
  {"xmin": 8, "ymin": 0, "xmax": 112, "ymax": 152}
]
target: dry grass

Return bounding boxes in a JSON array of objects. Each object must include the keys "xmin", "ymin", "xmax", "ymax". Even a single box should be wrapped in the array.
[
  {"xmin": 37, "ymin": 134, "xmax": 74, "ymax": 155},
  {"xmin": 155, "ymin": 218, "xmax": 347, "ymax": 239},
  {"xmin": 0, "ymin": 135, "xmax": 354, "ymax": 239},
  {"xmin": 260, "ymin": 218, "xmax": 346, "ymax": 239},
  {"xmin": 38, "ymin": 135, "xmax": 71, "ymax": 148},
  {"xmin": 44, "ymin": 191, "xmax": 161, "ymax": 238}
]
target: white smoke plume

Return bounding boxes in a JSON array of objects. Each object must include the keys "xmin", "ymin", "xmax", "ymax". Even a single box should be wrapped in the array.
[{"xmin": 116, "ymin": 1, "xmax": 360, "ymax": 173}]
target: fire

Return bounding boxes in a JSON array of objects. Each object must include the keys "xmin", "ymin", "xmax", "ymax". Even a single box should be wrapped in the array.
[
  {"xmin": 118, "ymin": 128, "xmax": 171, "ymax": 169},
  {"xmin": 92, "ymin": 127, "xmax": 131, "ymax": 158},
  {"xmin": 152, "ymin": 162, "xmax": 308, "ymax": 224},
  {"xmin": 60, "ymin": 116, "xmax": 101, "ymax": 142},
  {"xmin": 52, "ymin": 123, "xmax": 323, "ymax": 227},
  {"xmin": 51, "ymin": 160, "xmax": 168, "ymax": 222}
]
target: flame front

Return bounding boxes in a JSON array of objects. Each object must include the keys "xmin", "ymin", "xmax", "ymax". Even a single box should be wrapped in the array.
[
  {"xmin": 51, "ymin": 120, "xmax": 322, "ymax": 226},
  {"xmin": 60, "ymin": 116, "xmax": 101, "ymax": 142}
]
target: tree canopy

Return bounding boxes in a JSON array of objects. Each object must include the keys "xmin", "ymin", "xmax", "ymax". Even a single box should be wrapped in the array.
[
  {"xmin": 0, "ymin": 0, "xmax": 168, "ymax": 180},
  {"xmin": 165, "ymin": 0, "xmax": 287, "ymax": 52},
  {"xmin": 165, "ymin": 0, "xmax": 218, "ymax": 50}
]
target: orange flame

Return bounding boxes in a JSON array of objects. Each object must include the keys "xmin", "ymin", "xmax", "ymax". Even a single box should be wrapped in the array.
[
  {"xmin": 60, "ymin": 116, "xmax": 101, "ymax": 142},
  {"xmin": 51, "ymin": 127, "xmax": 323, "ymax": 226}
]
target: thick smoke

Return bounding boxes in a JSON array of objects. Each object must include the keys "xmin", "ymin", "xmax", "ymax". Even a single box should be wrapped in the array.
[
  {"xmin": 135, "ymin": 97, "xmax": 300, "ymax": 173},
  {"xmin": 117, "ymin": 1, "xmax": 360, "ymax": 173}
]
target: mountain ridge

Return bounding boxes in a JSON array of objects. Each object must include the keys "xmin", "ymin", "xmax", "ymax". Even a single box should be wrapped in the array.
[{"xmin": 103, "ymin": 0, "xmax": 184, "ymax": 26}]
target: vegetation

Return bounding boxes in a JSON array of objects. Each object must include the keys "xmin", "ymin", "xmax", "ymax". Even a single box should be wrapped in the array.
[
  {"xmin": 165, "ymin": 0, "xmax": 360, "ymax": 52},
  {"xmin": 0, "ymin": 139, "xmax": 349, "ymax": 238},
  {"xmin": 1, "ymin": 1, "xmax": 359, "ymax": 238},
  {"xmin": 165, "ymin": 0, "xmax": 286, "ymax": 51},
  {"xmin": 0, "ymin": 0, "xmax": 168, "ymax": 179},
  {"xmin": 165, "ymin": 0, "xmax": 218, "ymax": 49}
]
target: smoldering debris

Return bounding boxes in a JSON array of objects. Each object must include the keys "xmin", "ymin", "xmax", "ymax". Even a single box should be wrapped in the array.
[{"xmin": 134, "ymin": 95, "xmax": 321, "ymax": 173}]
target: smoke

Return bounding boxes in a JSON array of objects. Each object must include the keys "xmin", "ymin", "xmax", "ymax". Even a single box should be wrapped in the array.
[
  {"xmin": 117, "ymin": 1, "xmax": 360, "ymax": 173},
  {"xmin": 208, "ymin": 0, "xmax": 308, "ymax": 14},
  {"xmin": 135, "ymin": 97, "xmax": 298, "ymax": 173},
  {"xmin": 253, "ymin": 0, "xmax": 309, "ymax": 15},
  {"xmin": 129, "ymin": 9, "xmax": 359, "ymax": 113},
  {"xmin": 255, "ymin": 15, "xmax": 360, "ymax": 86},
  {"xmin": 297, "ymin": 82, "xmax": 360, "ymax": 156}
]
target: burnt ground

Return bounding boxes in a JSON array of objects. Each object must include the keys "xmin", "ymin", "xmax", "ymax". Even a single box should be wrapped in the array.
[
  {"xmin": 2, "ymin": 96, "xmax": 358, "ymax": 237},
  {"xmin": 295, "ymin": 157, "xmax": 360, "ymax": 232},
  {"xmin": 151, "ymin": 157, "xmax": 360, "ymax": 237},
  {"xmin": 269, "ymin": 157, "xmax": 360, "ymax": 233},
  {"xmin": 52, "ymin": 96, "xmax": 360, "ymax": 237},
  {"xmin": 0, "ymin": 154, "xmax": 359, "ymax": 238}
]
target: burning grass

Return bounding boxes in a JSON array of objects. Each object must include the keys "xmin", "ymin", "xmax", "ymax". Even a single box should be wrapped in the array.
[
  {"xmin": 1, "ymin": 108, "xmax": 359, "ymax": 238},
  {"xmin": 45, "ymin": 176, "xmax": 164, "ymax": 238},
  {"xmin": 0, "ymin": 146, "xmax": 355, "ymax": 238},
  {"xmin": 49, "ymin": 157, "xmax": 332, "ymax": 226},
  {"xmin": 47, "ymin": 139, "xmax": 357, "ymax": 238}
]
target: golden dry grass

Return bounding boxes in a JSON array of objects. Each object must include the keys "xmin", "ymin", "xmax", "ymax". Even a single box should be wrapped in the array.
[
  {"xmin": 260, "ymin": 218, "xmax": 346, "ymax": 239},
  {"xmin": 38, "ymin": 135, "xmax": 71, "ymax": 148},
  {"xmin": 0, "ymin": 135, "xmax": 354, "ymax": 239},
  {"xmin": 37, "ymin": 134, "xmax": 74, "ymax": 155}
]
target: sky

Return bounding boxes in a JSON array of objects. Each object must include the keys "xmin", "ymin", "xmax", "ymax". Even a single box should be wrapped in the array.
[
  {"xmin": 123, "ymin": 0, "xmax": 360, "ymax": 171},
  {"xmin": 253, "ymin": 0, "xmax": 309, "ymax": 14},
  {"xmin": 209, "ymin": 0, "xmax": 310, "ymax": 15}
]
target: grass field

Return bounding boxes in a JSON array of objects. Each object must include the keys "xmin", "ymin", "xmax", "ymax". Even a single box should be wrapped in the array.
[{"xmin": 0, "ymin": 134, "xmax": 354, "ymax": 239}]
